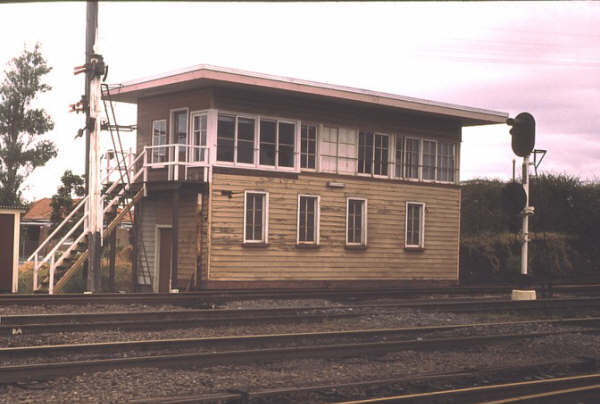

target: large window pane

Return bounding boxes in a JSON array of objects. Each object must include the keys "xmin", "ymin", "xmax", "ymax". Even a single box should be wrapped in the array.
[
  {"xmin": 152, "ymin": 120, "xmax": 167, "ymax": 163},
  {"xmin": 278, "ymin": 122, "xmax": 295, "ymax": 167},
  {"xmin": 301, "ymin": 125, "xmax": 316, "ymax": 169},
  {"xmin": 173, "ymin": 110, "xmax": 188, "ymax": 161},
  {"xmin": 192, "ymin": 114, "xmax": 207, "ymax": 162},
  {"xmin": 217, "ymin": 114, "xmax": 235, "ymax": 162},
  {"xmin": 405, "ymin": 138, "xmax": 420, "ymax": 179},
  {"xmin": 437, "ymin": 142, "xmax": 455, "ymax": 182},
  {"xmin": 374, "ymin": 134, "xmax": 389, "ymax": 175},
  {"xmin": 237, "ymin": 118, "xmax": 255, "ymax": 164},
  {"xmin": 395, "ymin": 135, "xmax": 404, "ymax": 177},
  {"xmin": 358, "ymin": 132, "xmax": 373, "ymax": 174},
  {"xmin": 260, "ymin": 120, "xmax": 276, "ymax": 166},
  {"xmin": 423, "ymin": 140, "xmax": 436, "ymax": 180}
]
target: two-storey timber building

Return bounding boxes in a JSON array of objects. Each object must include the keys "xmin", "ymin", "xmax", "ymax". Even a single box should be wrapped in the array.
[{"xmin": 109, "ymin": 65, "xmax": 508, "ymax": 292}]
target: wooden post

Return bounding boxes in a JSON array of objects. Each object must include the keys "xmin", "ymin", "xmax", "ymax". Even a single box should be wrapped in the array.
[
  {"xmin": 82, "ymin": 0, "xmax": 98, "ymax": 286},
  {"xmin": 171, "ymin": 186, "xmax": 180, "ymax": 291}
]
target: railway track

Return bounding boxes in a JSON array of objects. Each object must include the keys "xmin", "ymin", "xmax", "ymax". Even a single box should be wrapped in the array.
[
  {"xmin": 335, "ymin": 373, "xmax": 600, "ymax": 403},
  {"xmin": 1, "ymin": 283, "xmax": 599, "ymax": 305},
  {"xmin": 129, "ymin": 359, "xmax": 600, "ymax": 403},
  {"xmin": 3, "ymin": 296, "xmax": 600, "ymax": 335},
  {"xmin": 2, "ymin": 318, "xmax": 600, "ymax": 384}
]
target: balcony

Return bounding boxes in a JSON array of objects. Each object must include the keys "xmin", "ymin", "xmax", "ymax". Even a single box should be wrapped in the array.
[{"xmin": 142, "ymin": 144, "xmax": 209, "ymax": 183}]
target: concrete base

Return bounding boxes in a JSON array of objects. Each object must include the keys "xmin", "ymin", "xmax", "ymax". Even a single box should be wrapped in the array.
[{"xmin": 512, "ymin": 289, "xmax": 537, "ymax": 301}]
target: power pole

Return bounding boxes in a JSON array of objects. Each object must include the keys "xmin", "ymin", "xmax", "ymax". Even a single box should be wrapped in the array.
[
  {"xmin": 82, "ymin": 1, "xmax": 97, "ymax": 286},
  {"xmin": 85, "ymin": 1, "xmax": 102, "ymax": 291}
]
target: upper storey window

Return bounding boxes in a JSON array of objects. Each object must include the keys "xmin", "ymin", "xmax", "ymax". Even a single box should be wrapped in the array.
[
  {"xmin": 259, "ymin": 119, "xmax": 295, "ymax": 168},
  {"xmin": 319, "ymin": 127, "xmax": 356, "ymax": 174},
  {"xmin": 151, "ymin": 120, "xmax": 167, "ymax": 163},
  {"xmin": 395, "ymin": 135, "xmax": 457, "ymax": 182},
  {"xmin": 358, "ymin": 132, "xmax": 389, "ymax": 175},
  {"xmin": 301, "ymin": 124, "xmax": 317, "ymax": 169},
  {"xmin": 217, "ymin": 114, "xmax": 256, "ymax": 164}
]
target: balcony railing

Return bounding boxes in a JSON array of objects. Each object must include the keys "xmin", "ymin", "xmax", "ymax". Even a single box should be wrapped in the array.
[{"xmin": 143, "ymin": 144, "xmax": 210, "ymax": 182}]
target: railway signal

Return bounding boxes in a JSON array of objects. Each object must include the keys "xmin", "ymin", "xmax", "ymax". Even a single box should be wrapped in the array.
[
  {"xmin": 507, "ymin": 112, "xmax": 538, "ymax": 300},
  {"xmin": 507, "ymin": 112, "xmax": 535, "ymax": 157}
]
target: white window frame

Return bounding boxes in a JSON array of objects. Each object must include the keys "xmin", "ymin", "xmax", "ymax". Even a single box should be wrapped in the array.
[
  {"xmin": 215, "ymin": 112, "xmax": 258, "ymax": 167},
  {"xmin": 300, "ymin": 124, "xmax": 318, "ymax": 171},
  {"xmin": 151, "ymin": 119, "xmax": 167, "ymax": 165},
  {"xmin": 403, "ymin": 136, "xmax": 421, "ymax": 181},
  {"xmin": 190, "ymin": 110, "xmax": 209, "ymax": 163},
  {"xmin": 243, "ymin": 191, "xmax": 269, "ymax": 244},
  {"xmin": 422, "ymin": 138, "xmax": 437, "ymax": 182},
  {"xmin": 296, "ymin": 194, "xmax": 320, "ymax": 245},
  {"xmin": 346, "ymin": 197, "xmax": 368, "ymax": 247},
  {"xmin": 170, "ymin": 107, "xmax": 190, "ymax": 166},
  {"xmin": 258, "ymin": 117, "xmax": 297, "ymax": 170},
  {"xmin": 405, "ymin": 201, "xmax": 426, "ymax": 249},
  {"xmin": 357, "ymin": 131, "xmax": 391, "ymax": 178},
  {"xmin": 436, "ymin": 141, "xmax": 457, "ymax": 184}
]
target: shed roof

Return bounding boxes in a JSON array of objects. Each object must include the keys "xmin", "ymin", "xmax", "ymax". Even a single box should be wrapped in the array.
[
  {"xmin": 107, "ymin": 64, "xmax": 508, "ymax": 127},
  {"xmin": 22, "ymin": 198, "xmax": 52, "ymax": 222}
]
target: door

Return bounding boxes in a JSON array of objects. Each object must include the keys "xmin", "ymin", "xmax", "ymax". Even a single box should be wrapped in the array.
[
  {"xmin": 157, "ymin": 227, "xmax": 172, "ymax": 293},
  {"xmin": 0, "ymin": 214, "xmax": 14, "ymax": 292}
]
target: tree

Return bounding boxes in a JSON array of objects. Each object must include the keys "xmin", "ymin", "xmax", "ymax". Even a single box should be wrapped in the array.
[
  {"xmin": 50, "ymin": 170, "xmax": 85, "ymax": 231},
  {"xmin": 0, "ymin": 44, "xmax": 57, "ymax": 206}
]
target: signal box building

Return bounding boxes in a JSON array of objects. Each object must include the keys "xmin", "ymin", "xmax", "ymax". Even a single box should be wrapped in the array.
[{"xmin": 109, "ymin": 65, "xmax": 507, "ymax": 292}]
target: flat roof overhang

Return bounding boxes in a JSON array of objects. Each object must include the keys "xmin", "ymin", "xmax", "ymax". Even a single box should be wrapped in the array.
[{"xmin": 107, "ymin": 64, "xmax": 508, "ymax": 127}]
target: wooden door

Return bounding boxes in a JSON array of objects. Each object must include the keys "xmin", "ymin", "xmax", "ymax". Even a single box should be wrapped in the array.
[
  {"xmin": 0, "ymin": 214, "xmax": 14, "ymax": 292},
  {"xmin": 158, "ymin": 227, "xmax": 172, "ymax": 293}
]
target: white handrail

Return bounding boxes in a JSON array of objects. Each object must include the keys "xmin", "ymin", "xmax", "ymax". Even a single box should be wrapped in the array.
[
  {"xmin": 26, "ymin": 196, "xmax": 89, "ymax": 262},
  {"xmin": 39, "ymin": 213, "xmax": 87, "ymax": 267}
]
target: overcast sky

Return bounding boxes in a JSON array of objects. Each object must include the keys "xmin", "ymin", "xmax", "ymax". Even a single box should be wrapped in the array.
[{"xmin": 1, "ymin": 1, "xmax": 599, "ymax": 202}]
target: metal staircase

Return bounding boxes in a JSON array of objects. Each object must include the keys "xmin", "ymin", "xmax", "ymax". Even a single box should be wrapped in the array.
[{"xmin": 25, "ymin": 85, "xmax": 151, "ymax": 294}]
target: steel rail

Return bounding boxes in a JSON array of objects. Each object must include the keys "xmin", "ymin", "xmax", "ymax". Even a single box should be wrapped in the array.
[
  {"xmin": 3, "ymin": 318, "xmax": 600, "ymax": 357},
  {"xmin": 2, "ymin": 329, "xmax": 600, "ymax": 383},
  {"xmin": 0, "ymin": 312, "xmax": 360, "ymax": 335},
  {"xmin": 130, "ymin": 359, "xmax": 600, "ymax": 403},
  {"xmin": 2, "ymin": 284, "xmax": 600, "ymax": 305},
  {"xmin": 334, "ymin": 373, "xmax": 600, "ymax": 403}
]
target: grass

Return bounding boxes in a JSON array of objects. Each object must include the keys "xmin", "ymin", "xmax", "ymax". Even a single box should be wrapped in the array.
[{"xmin": 17, "ymin": 245, "xmax": 134, "ymax": 293}]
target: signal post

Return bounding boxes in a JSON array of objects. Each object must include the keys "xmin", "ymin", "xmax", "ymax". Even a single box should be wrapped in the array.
[{"xmin": 507, "ymin": 112, "xmax": 537, "ymax": 301}]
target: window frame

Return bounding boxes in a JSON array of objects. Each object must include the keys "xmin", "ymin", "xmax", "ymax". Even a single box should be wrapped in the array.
[
  {"xmin": 190, "ymin": 110, "xmax": 208, "ymax": 163},
  {"xmin": 216, "ymin": 112, "xmax": 257, "ymax": 167},
  {"xmin": 296, "ymin": 194, "xmax": 320, "ymax": 246},
  {"xmin": 403, "ymin": 136, "xmax": 421, "ymax": 181},
  {"xmin": 243, "ymin": 191, "xmax": 269, "ymax": 244},
  {"xmin": 405, "ymin": 201, "xmax": 426, "ymax": 249},
  {"xmin": 258, "ymin": 117, "xmax": 297, "ymax": 170},
  {"xmin": 436, "ymin": 141, "xmax": 457, "ymax": 183},
  {"xmin": 421, "ymin": 138, "xmax": 437, "ymax": 182},
  {"xmin": 300, "ymin": 124, "xmax": 318, "ymax": 171},
  {"xmin": 346, "ymin": 197, "xmax": 368, "ymax": 247},
  {"xmin": 150, "ymin": 119, "xmax": 168, "ymax": 164}
]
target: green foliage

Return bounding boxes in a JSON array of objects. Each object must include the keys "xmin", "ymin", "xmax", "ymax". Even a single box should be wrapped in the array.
[
  {"xmin": 50, "ymin": 170, "xmax": 85, "ymax": 232},
  {"xmin": 0, "ymin": 44, "xmax": 57, "ymax": 206},
  {"xmin": 460, "ymin": 174, "xmax": 600, "ymax": 283}
]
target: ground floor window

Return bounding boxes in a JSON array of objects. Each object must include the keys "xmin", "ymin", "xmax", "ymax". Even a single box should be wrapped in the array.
[
  {"xmin": 346, "ymin": 198, "xmax": 367, "ymax": 246},
  {"xmin": 297, "ymin": 195, "xmax": 319, "ymax": 244},
  {"xmin": 405, "ymin": 202, "xmax": 425, "ymax": 248},
  {"xmin": 244, "ymin": 191, "xmax": 268, "ymax": 243}
]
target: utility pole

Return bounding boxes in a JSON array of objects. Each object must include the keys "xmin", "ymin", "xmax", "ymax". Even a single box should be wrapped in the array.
[
  {"xmin": 85, "ymin": 1, "xmax": 102, "ymax": 291},
  {"xmin": 82, "ymin": 1, "xmax": 97, "ymax": 286}
]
